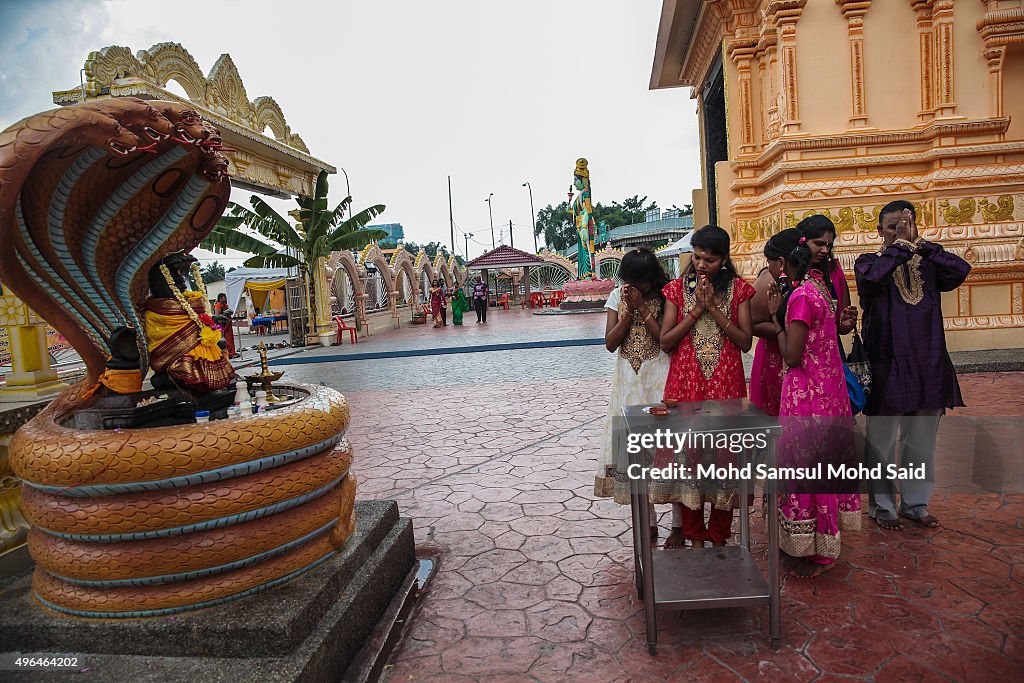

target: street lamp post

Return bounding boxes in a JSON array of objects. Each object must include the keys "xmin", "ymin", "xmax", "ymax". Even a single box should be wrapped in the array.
[
  {"xmin": 522, "ymin": 181, "xmax": 537, "ymax": 253},
  {"xmin": 464, "ymin": 233, "xmax": 473, "ymax": 260},
  {"xmin": 485, "ymin": 193, "xmax": 495, "ymax": 249}
]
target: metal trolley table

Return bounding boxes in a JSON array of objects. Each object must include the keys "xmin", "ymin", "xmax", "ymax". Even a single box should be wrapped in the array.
[{"xmin": 621, "ymin": 399, "xmax": 782, "ymax": 654}]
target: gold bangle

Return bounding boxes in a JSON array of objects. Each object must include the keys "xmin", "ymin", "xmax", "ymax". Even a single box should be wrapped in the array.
[{"xmin": 723, "ymin": 320, "xmax": 733, "ymax": 333}]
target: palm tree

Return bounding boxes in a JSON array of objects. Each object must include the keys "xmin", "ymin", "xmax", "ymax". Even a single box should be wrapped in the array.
[{"xmin": 202, "ymin": 170, "xmax": 385, "ymax": 340}]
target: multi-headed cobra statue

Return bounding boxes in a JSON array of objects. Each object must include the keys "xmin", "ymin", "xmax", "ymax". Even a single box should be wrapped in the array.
[{"xmin": 0, "ymin": 98, "xmax": 356, "ymax": 618}]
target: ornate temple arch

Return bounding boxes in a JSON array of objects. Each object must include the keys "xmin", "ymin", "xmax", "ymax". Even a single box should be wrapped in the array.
[
  {"xmin": 53, "ymin": 42, "xmax": 330, "ymax": 197},
  {"xmin": 433, "ymin": 254, "xmax": 453, "ymax": 287},
  {"xmin": 139, "ymin": 42, "xmax": 206, "ymax": 101},
  {"xmin": 530, "ymin": 252, "xmax": 576, "ymax": 291},
  {"xmin": 390, "ymin": 250, "xmax": 420, "ymax": 306},
  {"xmin": 357, "ymin": 244, "xmax": 395, "ymax": 314},
  {"xmin": 327, "ymin": 250, "xmax": 364, "ymax": 321},
  {"xmin": 415, "ymin": 251, "xmax": 434, "ymax": 295},
  {"xmin": 594, "ymin": 247, "xmax": 625, "ymax": 282}
]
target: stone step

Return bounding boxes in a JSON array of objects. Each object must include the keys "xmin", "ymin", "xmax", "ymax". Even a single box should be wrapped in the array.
[{"xmin": 0, "ymin": 500, "xmax": 416, "ymax": 682}]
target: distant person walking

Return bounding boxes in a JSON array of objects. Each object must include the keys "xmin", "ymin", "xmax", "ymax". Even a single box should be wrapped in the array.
[
  {"xmin": 213, "ymin": 293, "xmax": 236, "ymax": 357},
  {"xmin": 439, "ymin": 280, "xmax": 448, "ymax": 326},
  {"xmin": 855, "ymin": 200, "xmax": 970, "ymax": 531},
  {"xmin": 451, "ymin": 286, "xmax": 469, "ymax": 325},
  {"xmin": 472, "ymin": 275, "xmax": 489, "ymax": 324},
  {"xmin": 429, "ymin": 279, "xmax": 444, "ymax": 328}
]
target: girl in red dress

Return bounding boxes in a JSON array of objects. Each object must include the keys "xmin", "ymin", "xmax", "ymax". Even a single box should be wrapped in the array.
[{"xmin": 659, "ymin": 225, "xmax": 755, "ymax": 548}]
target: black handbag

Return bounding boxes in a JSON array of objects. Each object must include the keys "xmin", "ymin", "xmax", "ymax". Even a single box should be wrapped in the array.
[{"xmin": 845, "ymin": 326, "xmax": 872, "ymax": 401}]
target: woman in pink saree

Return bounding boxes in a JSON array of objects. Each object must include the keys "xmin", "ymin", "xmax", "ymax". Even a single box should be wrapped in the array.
[{"xmin": 767, "ymin": 228, "xmax": 861, "ymax": 577}]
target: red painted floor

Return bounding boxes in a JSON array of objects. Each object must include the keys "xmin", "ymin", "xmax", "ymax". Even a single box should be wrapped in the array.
[{"xmin": 279, "ymin": 309, "xmax": 1024, "ymax": 681}]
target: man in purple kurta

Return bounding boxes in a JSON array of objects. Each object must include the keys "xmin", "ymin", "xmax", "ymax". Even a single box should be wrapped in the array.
[{"xmin": 855, "ymin": 199, "xmax": 971, "ymax": 531}]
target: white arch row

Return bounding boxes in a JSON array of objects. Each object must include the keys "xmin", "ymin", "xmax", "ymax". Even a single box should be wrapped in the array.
[
  {"xmin": 527, "ymin": 250, "xmax": 626, "ymax": 289},
  {"xmin": 326, "ymin": 246, "xmax": 465, "ymax": 324}
]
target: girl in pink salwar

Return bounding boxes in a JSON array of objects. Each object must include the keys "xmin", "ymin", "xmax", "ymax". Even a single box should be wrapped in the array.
[
  {"xmin": 751, "ymin": 216, "xmax": 856, "ymax": 416},
  {"xmin": 767, "ymin": 228, "xmax": 860, "ymax": 577}
]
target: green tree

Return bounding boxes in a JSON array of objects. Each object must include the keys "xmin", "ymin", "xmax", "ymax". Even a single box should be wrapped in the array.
[
  {"xmin": 423, "ymin": 241, "xmax": 452, "ymax": 260},
  {"xmin": 534, "ymin": 202, "xmax": 575, "ymax": 250},
  {"xmin": 402, "ymin": 241, "xmax": 421, "ymax": 256},
  {"xmin": 200, "ymin": 260, "xmax": 225, "ymax": 283},
  {"xmin": 535, "ymin": 196, "xmax": 667, "ymax": 250},
  {"xmin": 596, "ymin": 195, "xmax": 658, "ymax": 228},
  {"xmin": 202, "ymin": 170, "xmax": 386, "ymax": 337}
]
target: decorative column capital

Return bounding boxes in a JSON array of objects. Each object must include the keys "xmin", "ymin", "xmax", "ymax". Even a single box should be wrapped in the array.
[
  {"xmin": 756, "ymin": 27, "xmax": 779, "ymax": 56},
  {"xmin": 910, "ymin": 0, "xmax": 933, "ymax": 14},
  {"xmin": 726, "ymin": 37, "xmax": 760, "ymax": 62},
  {"xmin": 765, "ymin": 0, "xmax": 807, "ymax": 29},
  {"xmin": 835, "ymin": 0, "xmax": 872, "ymax": 19},
  {"xmin": 977, "ymin": 7, "xmax": 1024, "ymax": 47}
]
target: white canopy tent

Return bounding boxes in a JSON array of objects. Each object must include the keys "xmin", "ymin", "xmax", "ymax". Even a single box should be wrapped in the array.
[
  {"xmin": 658, "ymin": 230, "xmax": 694, "ymax": 257},
  {"xmin": 224, "ymin": 267, "xmax": 292, "ymax": 313}
]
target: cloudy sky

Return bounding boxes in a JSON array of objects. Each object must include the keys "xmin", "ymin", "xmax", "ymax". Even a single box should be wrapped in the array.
[{"xmin": 0, "ymin": 0, "xmax": 700, "ymax": 266}]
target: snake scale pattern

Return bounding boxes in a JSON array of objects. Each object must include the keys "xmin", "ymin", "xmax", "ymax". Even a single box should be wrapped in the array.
[{"xmin": 0, "ymin": 99, "xmax": 356, "ymax": 617}]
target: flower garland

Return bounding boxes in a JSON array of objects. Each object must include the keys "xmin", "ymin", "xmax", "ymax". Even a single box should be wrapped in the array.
[
  {"xmin": 160, "ymin": 263, "xmax": 222, "ymax": 350},
  {"xmin": 190, "ymin": 262, "xmax": 208, "ymax": 301}
]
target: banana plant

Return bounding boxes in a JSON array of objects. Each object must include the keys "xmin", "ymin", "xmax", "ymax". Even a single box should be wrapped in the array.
[{"xmin": 203, "ymin": 170, "xmax": 386, "ymax": 337}]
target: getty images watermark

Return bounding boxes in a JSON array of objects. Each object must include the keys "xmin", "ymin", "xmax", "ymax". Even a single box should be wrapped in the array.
[{"xmin": 624, "ymin": 428, "xmax": 926, "ymax": 483}]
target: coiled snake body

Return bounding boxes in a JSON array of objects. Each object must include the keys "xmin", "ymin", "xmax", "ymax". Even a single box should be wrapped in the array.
[{"xmin": 0, "ymin": 99, "xmax": 356, "ymax": 617}]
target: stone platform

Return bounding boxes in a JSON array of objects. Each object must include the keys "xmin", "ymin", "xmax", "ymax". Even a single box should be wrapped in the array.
[{"xmin": 0, "ymin": 500, "xmax": 416, "ymax": 682}]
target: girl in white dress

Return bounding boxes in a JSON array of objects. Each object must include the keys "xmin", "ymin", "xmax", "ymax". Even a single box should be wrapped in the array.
[{"xmin": 595, "ymin": 248, "xmax": 672, "ymax": 540}]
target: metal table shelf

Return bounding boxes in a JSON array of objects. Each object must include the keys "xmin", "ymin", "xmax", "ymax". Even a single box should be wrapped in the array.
[{"xmin": 622, "ymin": 398, "xmax": 782, "ymax": 654}]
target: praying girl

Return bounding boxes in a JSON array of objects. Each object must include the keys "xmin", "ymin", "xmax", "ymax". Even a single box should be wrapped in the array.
[
  {"xmin": 596, "ymin": 248, "xmax": 672, "ymax": 540},
  {"xmin": 658, "ymin": 225, "xmax": 754, "ymax": 548},
  {"xmin": 768, "ymin": 228, "xmax": 860, "ymax": 576}
]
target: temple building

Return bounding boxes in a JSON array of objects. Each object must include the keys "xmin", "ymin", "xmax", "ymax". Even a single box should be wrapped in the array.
[{"xmin": 651, "ymin": 0, "xmax": 1024, "ymax": 350}]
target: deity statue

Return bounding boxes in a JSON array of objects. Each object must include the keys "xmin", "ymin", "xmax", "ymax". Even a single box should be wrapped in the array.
[
  {"xmin": 0, "ymin": 97, "xmax": 359, "ymax": 621},
  {"xmin": 144, "ymin": 251, "xmax": 235, "ymax": 392},
  {"xmin": 571, "ymin": 157, "xmax": 597, "ymax": 279}
]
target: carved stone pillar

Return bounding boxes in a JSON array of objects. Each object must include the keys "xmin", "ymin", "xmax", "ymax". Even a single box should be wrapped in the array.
[
  {"xmin": 983, "ymin": 46, "xmax": 1007, "ymax": 119},
  {"xmin": 837, "ymin": 1, "xmax": 872, "ymax": 127},
  {"xmin": 312, "ymin": 256, "xmax": 333, "ymax": 346},
  {"xmin": 912, "ymin": 0, "xmax": 936, "ymax": 122},
  {"xmin": 977, "ymin": 3, "xmax": 1024, "ymax": 120},
  {"xmin": 759, "ymin": 29, "xmax": 781, "ymax": 141},
  {"xmin": 388, "ymin": 290, "xmax": 399, "ymax": 322},
  {"xmin": 354, "ymin": 292, "xmax": 368, "ymax": 327},
  {"xmin": 767, "ymin": 0, "xmax": 807, "ymax": 135},
  {"xmin": 728, "ymin": 38, "xmax": 760, "ymax": 155},
  {"xmin": 757, "ymin": 50, "xmax": 769, "ymax": 144},
  {"xmin": 933, "ymin": 0, "xmax": 957, "ymax": 118}
]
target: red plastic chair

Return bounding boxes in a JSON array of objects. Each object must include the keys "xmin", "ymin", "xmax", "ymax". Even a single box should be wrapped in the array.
[
  {"xmin": 496, "ymin": 293, "xmax": 510, "ymax": 310},
  {"xmin": 334, "ymin": 316, "xmax": 358, "ymax": 345}
]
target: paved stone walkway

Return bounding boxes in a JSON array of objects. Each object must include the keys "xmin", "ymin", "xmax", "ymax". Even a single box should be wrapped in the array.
[{"xmin": 273, "ymin": 307, "xmax": 1024, "ymax": 681}]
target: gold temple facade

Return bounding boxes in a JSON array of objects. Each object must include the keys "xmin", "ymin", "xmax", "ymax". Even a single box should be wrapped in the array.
[
  {"xmin": 652, "ymin": 0, "xmax": 1024, "ymax": 351},
  {"xmin": 51, "ymin": 42, "xmax": 335, "ymax": 198}
]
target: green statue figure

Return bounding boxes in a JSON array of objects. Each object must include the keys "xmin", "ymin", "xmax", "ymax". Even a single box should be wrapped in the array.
[{"xmin": 571, "ymin": 158, "xmax": 597, "ymax": 279}]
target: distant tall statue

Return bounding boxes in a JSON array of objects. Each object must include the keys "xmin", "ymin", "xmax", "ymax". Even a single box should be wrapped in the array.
[{"xmin": 571, "ymin": 157, "xmax": 597, "ymax": 279}]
